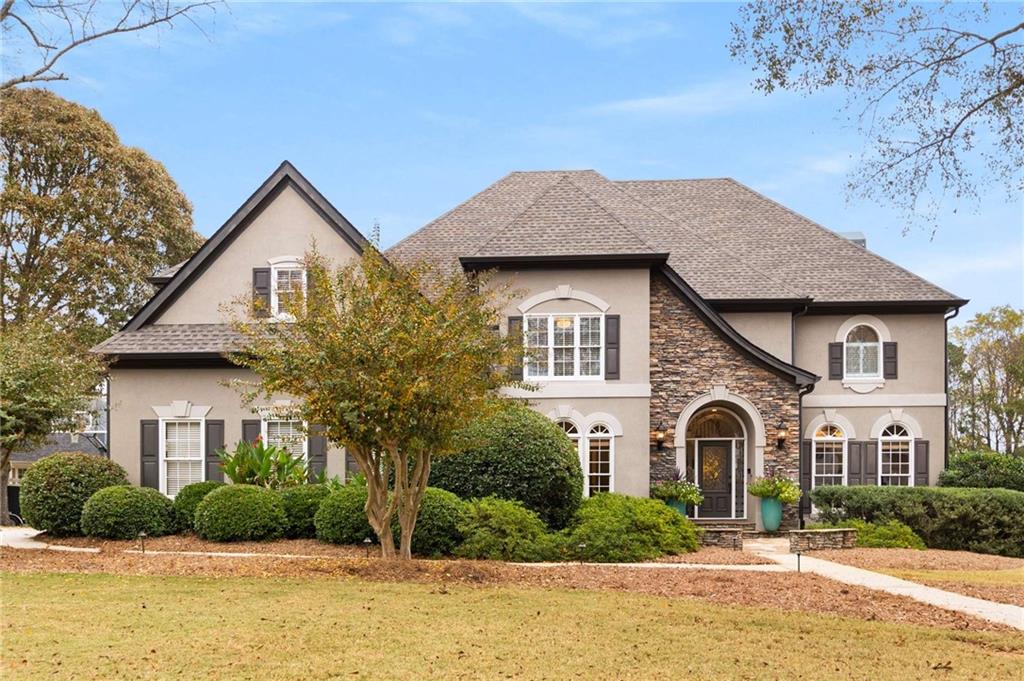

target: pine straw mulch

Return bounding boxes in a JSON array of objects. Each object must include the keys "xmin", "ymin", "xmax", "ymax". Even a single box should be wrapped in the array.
[
  {"xmin": 808, "ymin": 548, "xmax": 1024, "ymax": 572},
  {"xmin": 0, "ymin": 546, "xmax": 1008, "ymax": 632},
  {"xmin": 42, "ymin": 535, "xmax": 773, "ymax": 565}
]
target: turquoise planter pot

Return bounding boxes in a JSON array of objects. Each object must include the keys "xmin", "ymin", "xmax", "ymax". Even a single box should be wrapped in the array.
[
  {"xmin": 760, "ymin": 497, "xmax": 783, "ymax": 532},
  {"xmin": 667, "ymin": 500, "xmax": 690, "ymax": 516}
]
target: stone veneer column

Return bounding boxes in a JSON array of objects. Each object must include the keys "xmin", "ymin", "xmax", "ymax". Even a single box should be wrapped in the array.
[{"xmin": 648, "ymin": 274, "xmax": 803, "ymax": 527}]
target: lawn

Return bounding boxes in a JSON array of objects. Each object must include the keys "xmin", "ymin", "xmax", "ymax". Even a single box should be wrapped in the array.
[{"xmin": 3, "ymin": 572, "xmax": 1023, "ymax": 680}]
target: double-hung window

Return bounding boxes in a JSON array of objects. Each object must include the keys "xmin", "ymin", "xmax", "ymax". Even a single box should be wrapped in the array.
[
  {"xmin": 844, "ymin": 325, "xmax": 881, "ymax": 378},
  {"xmin": 558, "ymin": 419, "xmax": 613, "ymax": 496},
  {"xmin": 524, "ymin": 314, "xmax": 603, "ymax": 379},
  {"xmin": 812, "ymin": 424, "xmax": 846, "ymax": 488},
  {"xmin": 262, "ymin": 419, "xmax": 307, "ymax": 459},
  {"xmin": 271, "ymin": 263, "xmax": 305, "ymax": 318},
  {"xmin": 161, "ymin": 420, "xmax": 204, "ymax": 497},
  {"xmin": 879, "ymin": 424, "xmax": 913, "ymax": 486}
]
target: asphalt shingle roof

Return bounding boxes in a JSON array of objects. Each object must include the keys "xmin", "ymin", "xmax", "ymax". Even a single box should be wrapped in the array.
[{"xmin": 93, "ymin": 324, "xmax": 242, "ymax": 355}]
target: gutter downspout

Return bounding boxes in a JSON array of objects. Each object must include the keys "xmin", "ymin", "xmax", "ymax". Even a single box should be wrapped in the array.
[
  {"xmin": 944, "ymin": 306, "xmax": 961, "ymax": 471},
  {"xmin": 792, "ymin": 304, "xmax": 811, "ymax": 529}
]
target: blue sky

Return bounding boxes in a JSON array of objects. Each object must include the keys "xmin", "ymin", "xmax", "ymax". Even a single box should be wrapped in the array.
[{"xmin": 26, "ymin": 2, "xmax": 1024, "ymax": 320}]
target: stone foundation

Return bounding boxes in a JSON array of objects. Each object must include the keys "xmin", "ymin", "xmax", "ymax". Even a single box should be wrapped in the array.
[
  {"xmin": 698, "ymin": 528, "xmax": 744, "ymax": 551},
  {"xmin": 788, "ymin": 528, "xmax": 858, "ymax": 552}
]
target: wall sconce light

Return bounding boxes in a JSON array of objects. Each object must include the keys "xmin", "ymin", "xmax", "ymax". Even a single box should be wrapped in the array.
[
  {"xmin": 776, "ymin": 420, "xmax": 789, "ymax": 449},
  {"xmin": 654, "ymin": 421, "xmax": 667, "ymax": 450}
]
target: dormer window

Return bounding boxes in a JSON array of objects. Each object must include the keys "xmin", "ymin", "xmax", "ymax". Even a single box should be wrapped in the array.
[
  {"xmin": 269, "ymin": 257, "xmax": 305, "ymax": 318},
  {"xmin": 844, "ymin": 325, "xmax": 881, "ymax": 379},
  {"xmin": 524, "ymin": 313, "xmax": 603, "ymax": 379}
]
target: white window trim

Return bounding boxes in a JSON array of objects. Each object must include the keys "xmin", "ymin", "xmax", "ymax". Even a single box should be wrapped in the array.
[
  {"xmin": 269, "ymin": 257, "xmax": 306, "ymax": 320},
  {"xmin": 811, "ymin": 426, "xmax": 848, "ymax": 489},
  {"xmin": 583, "ymin": 423, "xmax": 615, "ymax": 496},
  {"xmin": 158, "ymin": 417, "xmax": 206, "ymax": 498},
  {"xmin": 878, "ymin": 423, "xmax": 915, "ymax": 487},
  {"xmin": 260, "ymin": 417, "xmax": 309, "ymax": 460},
  {"xmin": 523, "ymin": 313, "xmax": 604, "ymax": 381}
]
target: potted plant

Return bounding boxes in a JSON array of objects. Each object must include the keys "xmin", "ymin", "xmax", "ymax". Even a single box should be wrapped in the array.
[
  {"xmin": 748, "ymin": 474, "xmax": 801, "ymax": 532},
  {"xmin": 651, "ymin": 469, "xmax": 703, "ymax": 516}
]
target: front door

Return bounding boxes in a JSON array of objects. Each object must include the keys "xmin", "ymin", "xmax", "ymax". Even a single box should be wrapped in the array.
[{"xmin": 697, "ymin": 440, "xmax": 732, "ymax": 518}]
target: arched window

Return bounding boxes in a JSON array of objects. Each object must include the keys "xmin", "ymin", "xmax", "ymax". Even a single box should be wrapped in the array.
[
  {"xmin": 812, "ymin": 424, "xmax": 846, "ymax": 487},
  {"xmin": 844, "ymin": 325, "xmax": 881, "ymax": 378},
  {"xmin": 879, "ymin": 423, "xmax": 913, "ymax": 486},
  {"xmin": 585, "ymin": 424, "xmax": 613, "ymax": 495}
]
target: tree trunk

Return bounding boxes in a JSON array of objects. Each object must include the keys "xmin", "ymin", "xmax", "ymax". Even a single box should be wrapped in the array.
[
  {"xmin": 351, "ymin": 444, "xmax": 398, "ymax": 559},
  {"xmin": 397, "ymin": 452, "xmax": 431, "ymax": 560},
  {"xmin": 0, "ymin": 448, "xmax": 11, "ymax": 526}
]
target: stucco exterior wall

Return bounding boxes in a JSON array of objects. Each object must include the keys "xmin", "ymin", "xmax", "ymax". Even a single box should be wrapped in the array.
[
  {"xmin": 155, "ymin": 184, "xmax": 361, "ymax": 325},
  {"xmin": 108, "ymin": 367, "xmax": 346, "ymax": 485},
  {"xmin": 722, "ymin": 311, "xmax": 793, "ymax": 363}
]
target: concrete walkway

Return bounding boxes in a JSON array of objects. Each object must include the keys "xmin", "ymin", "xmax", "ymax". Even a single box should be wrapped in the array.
[
  {"xmin": 747, "ymin": 537, "xmax": 1024, "ymax": 630},
  {"xmin": 0, "ymin": 527, "xmax": 98, "ymax": 553}
]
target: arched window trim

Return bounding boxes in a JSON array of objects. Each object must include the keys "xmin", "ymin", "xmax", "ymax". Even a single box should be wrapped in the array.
[
  {"xmin": 878, "ymin": 421, "xmax": 915, "ymax": 487},
  {"xmin": 812, "ymin": 423, "xmax": 847, "ymax": 488},
  {"xmin": 843, "ymin": 324, "xmax": 883, "ymax": 380},
  {"xmin": 584, "ymin": 422, "xmax": 614, "ymax": 496}
]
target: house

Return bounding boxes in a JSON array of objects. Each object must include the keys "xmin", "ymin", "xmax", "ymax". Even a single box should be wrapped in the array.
[{"xmin": 93, "ymin": 162, "xmax": 965, "ymax": 529}]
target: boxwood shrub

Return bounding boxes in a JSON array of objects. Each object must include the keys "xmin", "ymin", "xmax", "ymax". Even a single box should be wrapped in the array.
[
  {"xmin": 315, "ymin": 484, "xmax": 375, "ymax": 545},
  {"xmin": 392, "ymin": 487, "xmax": 466, "ymax": 557},
  {"xmin": 20, "ymin": 453, "xmax": 129, "ymax": 536},
  {"xmin": 810, "ymin": 519, "xmax": 925, "ymax": 549},
  {"xmin": 563, "ymin": 493, "xmax": 700, "ymax": 563},
  {"xmin": 810, "ymin": 485, "xmax": 1024, "ymax": 557},
  {"xmin": 279, "ymin": 484, "xmax": 331, "ymax": 539},
  {"xmin": 430, "ymin": 405, "xmax": 583, "ymax": 528},
  {"xmin": 938, "ymin": 451, "xmax": 1024, "ymax": 492},
  {"xmin": 80, "ymin": 486, "xmax": 174, "ymax": 539},
  {"xmin": 171, "ymin": 481, "xmax": 225, "ymax": 533},
  {"xmin": 456, "ymin": 496, "xmax": 550, "ymax": 562},
  {"xmin": 194, "ymin": 485, "xmax": 286, "ymax": 542}
]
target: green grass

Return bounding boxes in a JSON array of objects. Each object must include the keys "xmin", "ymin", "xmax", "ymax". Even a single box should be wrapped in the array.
[
  {"xmin": 883, "ymin": 566, "xmax": 1024, "ymax": 585},
  {"xmin": 2, "ymin": 572, "xmax": 1023, "ymax": 680}
]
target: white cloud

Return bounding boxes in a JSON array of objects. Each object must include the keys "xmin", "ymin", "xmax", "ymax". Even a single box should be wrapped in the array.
[
  {"xmin": 512, "ymin": 3, "xmax": 673, "ymax": 47},
  {"xmin": 589, "ymin": 78, "xmax": 763, "ymax": 117}
]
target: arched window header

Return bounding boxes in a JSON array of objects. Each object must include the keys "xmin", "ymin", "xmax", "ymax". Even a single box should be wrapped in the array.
[{"xmin": 814, "ymin": 424, "xmax": 844, "ymax": 439}]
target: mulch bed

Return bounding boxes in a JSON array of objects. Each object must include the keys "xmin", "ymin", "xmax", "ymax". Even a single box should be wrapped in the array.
[
  {"xmin": 0, "ymin": 546, "xmax": 1007, "ymax": 632},
  {"xmin": 809, "ymin": 548, "xmax": 1024, "ymax": 572}
]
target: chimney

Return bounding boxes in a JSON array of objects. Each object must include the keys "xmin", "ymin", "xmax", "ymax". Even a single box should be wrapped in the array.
[{"xmin": 840, "ymin": 231, "xmax": 867, "ymax": 248}]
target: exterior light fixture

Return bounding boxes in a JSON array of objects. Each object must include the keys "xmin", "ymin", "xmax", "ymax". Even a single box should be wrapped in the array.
[
  {"xmin": 776, "ymin": 420, "xmax": 789, "ymax": 449},
  {"xmin": 653, "ymin": 421, "xmax": 667, "ymax": 450}
]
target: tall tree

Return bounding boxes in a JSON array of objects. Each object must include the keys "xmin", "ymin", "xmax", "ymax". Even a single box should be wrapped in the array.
[
  {"xmin": 230, "ymin": 250, "xmax": 525, "ymax": 559},
  {"xmin": 1, "ymin": 88, "xmax": 203, "ymax": 346},
  {"xmin": 949, "ymin": 306, "xmax": 1024, "ymax": 455},
  {"xmin": 0, "ymin": 320, "xmax": 105, "ymax": 524},
  {"xmin": 730, "ymin": 2, "xmax": 1024, "ymax": 228},
  {"xmin": 0, "ymin": 0, "xmax": 219, "ymax": 90}
]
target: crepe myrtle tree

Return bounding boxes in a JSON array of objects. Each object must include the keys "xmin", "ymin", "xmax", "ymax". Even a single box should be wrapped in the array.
[
  {"xmin": 230, "ymin": 249, "xmax": 527, "ymax": 559},
  {"xmin": 0, "ymin": 319, "xmax": 105, "ymax": 524}
]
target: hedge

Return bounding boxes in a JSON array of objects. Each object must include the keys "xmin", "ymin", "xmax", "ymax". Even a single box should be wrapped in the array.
[
  {"xmin": 938, "ymin": 451, "xmax": 1024, "ymax": 492},
  {"xmin": 430, "ymin": 405, "xmax": 583, "ymax": 528},
  {"xmin": 171, "ymin": 481, "xmax": 225, "ymax": 532},
  {"xmin": 456, "ymin": 496, "xmax": 550, "ymax": 562},
  {"xmin": 80, "ymin": 486, "xmax": 175, "ymax": 539},
  {"xmin": 810, "ymin": 485, "xmax": 1024, "ymax": 557},
  {"xmin": 392, "ymin": 487, "xmax": 465, "ymax": 557},
  {"xmin": 279, "ymin": 484, "xmax": 331, "ymax": 539},
  {"xmin": 315, "ymin": 485, "xmax": 375, "ymax": 545},
  {"xmin": 19, "ymin": 453, "xmax": 129, "ymax": 536},
  {"xmin": 809, "ymin": 519, "xmax": 925, "ymax": 549},
  {"xmin": 563, "ymin": 493, "xmax": 700, "ymax": 562},
  {"xmin": 193, "ymin": 485, "xmax": 286, "ymax": 541}
]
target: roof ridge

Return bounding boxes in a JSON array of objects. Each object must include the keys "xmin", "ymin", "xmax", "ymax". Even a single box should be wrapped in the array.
[
  {"xmin": 719, "ymin": 178, "xmax": 963, "ymax": 301},
  {"xmin": 560, "ymin": 173, "xmax": 658, "ymax": 254}
]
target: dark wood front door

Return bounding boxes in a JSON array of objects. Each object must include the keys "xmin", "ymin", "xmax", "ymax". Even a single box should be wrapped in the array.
[{"xmin": 698, "ymin": 441, "xmax": 732, "ymax": 518}]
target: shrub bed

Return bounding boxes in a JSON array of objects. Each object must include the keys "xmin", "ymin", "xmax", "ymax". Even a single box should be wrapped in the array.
[
  {"xmin": 280, "ymin": 484, "xmax": 331, "ymax": 539},
  {"xmin": 563, "ymin": 493, "xmax": 700, "ymax": 563},
  {"xmin": 315, "ymin": 485, "xmax": 375, "ymax": 545},
  {"xmin": 171, "ymin": 481, "xmax": 225, "ymax": 533},
  {"xmin": 809, "ymin": 519, "xmax": 925, "ymax": 549},
  {"xmin": 810, "ymin": 485, "xmax": 1024, "ymax": 557},
  {"xmin": 430, "ymin": 405, "xmax": 583, "ymax": 529},
  {"xmin": 19, "ymin": 453, "xmax": 129, "ymax": 536},
  {"xmin": 938, "ymin": 451, "xmax": 1024, "ymax": 492},
  {"xmin": 193, "ymin": 485, "xmax": 286, "ymax": 542},
  {"xmin": 80, "ymin": 486, "xmax": 174, "ymax": 539},
  {"xmin": 456, "ymin": 496, "xmax": 550, "ymax": 562},
  {"xmin": 386, "ymin": 487, "xmax": 465, "ymax": 558}
]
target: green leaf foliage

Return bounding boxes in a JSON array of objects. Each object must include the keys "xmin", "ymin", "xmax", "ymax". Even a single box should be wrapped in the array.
[
  {"xmin": 80, "ymin": 486, "xmax": 174, "ymax": 540},
  {"xmin": 279, "ymin": 484, "xmax": 331, "ymax": 539},
  {"xmin": 938, "ymin": 451, "xmax": 1024, "ymax": 492},
  {"xmin": 217, "ymin": 438, "xmax": 307, "ymax": 489},
  {"xmin": 193, "ymin": 485, "xmax": 286, "ymax": 542},
  {"xmin": 809, "ymin": 519, "xmax": 926, "ymax": 550},
  {"xmin": 315, "ymin": 485, "xmax": 376, "ymax": 545},
  {"xmin": 563, "ymin": 493, "xmax": 700, "ymax": 563},
  {"xmin": 171, "ymin": 481, "xmax": 225, "ymax": 533},
  {"xmin": 20, "ymin": 453, "xmax": 128, "ymax": 536},
  {"xmin": 391, "ymin": 487, "xmax": 465, "ymax": 558},
  {"xmin": 455, "ymin": 496, "xmax": 551, "ymax": 562},
  {"xmin": 430, "ymin": 405, "xmax": 583, "ymax": 529},
  {"xmin": 748, "ymin": 474, "xmax": 802, "ymax": 505},
  {"xmin": 810, "ymin": 485, "xmax": 1024, "ymax": 557}
]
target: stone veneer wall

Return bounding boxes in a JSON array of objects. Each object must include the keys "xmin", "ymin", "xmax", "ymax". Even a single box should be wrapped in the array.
[{"xmin": 648, "ymin": 274, "xmax": 803, "ymax": 527}]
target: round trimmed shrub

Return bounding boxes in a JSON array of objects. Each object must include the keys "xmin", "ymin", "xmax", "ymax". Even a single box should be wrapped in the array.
[
  {"xmin": 430, "ymin": 405, "xmax": 583, "ymax": 528},
  {"xmin": 280, "ymin": 484, "xmax": 331, "ymax": 539},
  {"xmin": 393, "ymin": 487, "xmax": 465, "ymax": 557},
  {"xmin": 564, "ymin": 493, "xmax": 700, "ymax": 562},
  {"xmin": 315, "ymin": 484, "xmax": 375, "ymax": 545},
  {"xmin": 456, "ymin": 496, "xmax": 549, "ymax": 562},
  {"xmin": 20, "ymin": 452, "xmax": 129, "ymax": 536},
  {"xmin": 171, "ymin": 481, "xmax": 225, "ymax": 533},
  {"xmin": 80, "ymin": 486, "xmax": 174, "ymax": 539},
  {"xmin": 194, "ymin": 485, "xmax": 286, "ymax": 542}
]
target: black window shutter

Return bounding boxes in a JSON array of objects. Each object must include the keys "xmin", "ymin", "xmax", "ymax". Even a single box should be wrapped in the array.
[
  {"xmin": 914, "ymin": 440, "xmax": 929, "ymax": 486},
  {"xmin": 253, "ymin": 267, "xmax": 271, "ymax": 317},
  {"xmin": 883, "ymin": 342, "xmax": 898, "ymax": 379},
  {"xmin": 140, "ymin": 420, "xmax": 159, "ymax": 490},
  {"xmin": 864, "ymin": 441, "xmax": 879, "ymax": 484},
  {"xmin": 847, "ymin": 441, "xmax": 863, "ymax": 485},
  {"xmin": 307, "ymin": 424, "xmax": 328, "ymax": 481},
  {"xmin": 799, "ymin": 439, "xmax": 812, "ymax": 514},
  {"xmin": 828, "ymin": 342, "xmax": 844, "ymax": 380},
  {"xmin": 242, "ymin": 419, "xmax": 262, "ymax": 444},
  {"xmin": 605, "ymin": 314, "xmax": 620, "ymax": 380},
  {"xmin": 507, "ymin": 316, "xmax": 523, "ymax": 380},
  {"xmin": 205, "ymin": 420, "xmax": 225, "ymax": 483}
]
